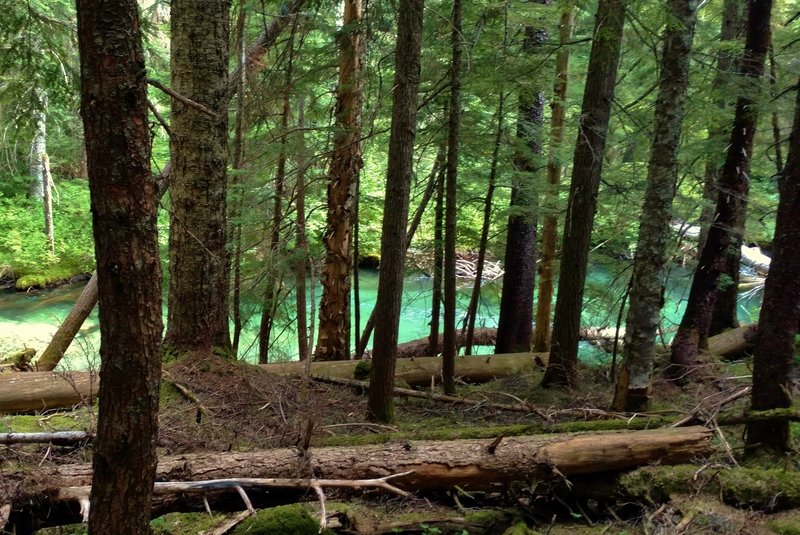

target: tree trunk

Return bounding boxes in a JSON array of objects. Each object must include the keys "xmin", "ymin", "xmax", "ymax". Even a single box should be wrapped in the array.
[
  {"xmin": 28, "ymin": 89, "xmax": 47, "ymax": 201},
  {"xmin": 696, "ymin": 0, "xmax": 745, "ymax": 256},
  {"xmin": 543, "ymin": 0, "xmax": 625, "ymax": 388},
  {"xmin": 745, "ymin": 73, "xmax": 799, "ymax": 453},
  {"xmin": 534, "ymin": 5, "xmax": 573, "ymax": 353},
  {"xmin": 355, "ymin": 146, "xmax": 444, "ymax": 358},
  {"xmin": 259, "ymin": 30, "xmax": 295, "ymax": 364},
  {"xmin": 230, "ymin": 0, "xmax": 247, "ymax": 356},
  {"xmin": 165, "ymin": 0, "xmax": 231, "ymax": 353},
  {"xmin": 9, "ymin": 427, "xmax": 712, "ymax": 508},
  {"xmin": 496, "ymin": 22, "xmax": 548, "ymax": 355},
  {"xmin": 30, "ymin": 8, "xmax": 304, "ymax": 371},
  {"xmin": 612, "ymin": 0, "xmax": 698, "ymax": 412},
  {"xmin": 296, "ymin": 97, "xmax": 310, "ymax": 361},
  {"xmin": 315, "ymin": 0, "xmax": 365, "ymax": 361},
  {"xmin": 36, "ymin": 274, "xmax": 98, "ymax": 371},
  {"xmin": 442, "ymin": 0, "xmax": 463, "ymax": 395},
  {"xmin": 464, "ymin": 93, "xmax": 506, "ymax": 355},
  {"xmin": 768, "ymin": 41, "xmax": 783, "ymax": 175},
  {"xmin": 367, "ymin": 0, "xmax": 425, "ymax": 422},
  {"xmin": 428, "ymin": 165, "xmax": 445, "ymax": 357},
  {"xmin": 42, "ymin": 153, "xmax": 55, "ymax": 254},
  {"xmin": 670, "ymin": 0, "xmax": 772, "ymax": 377},
  {"xmin": 76, "ymin": 0, "xmax": 163, "ymax": 531}
]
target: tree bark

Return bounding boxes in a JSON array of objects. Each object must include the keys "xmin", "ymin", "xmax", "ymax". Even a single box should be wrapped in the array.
[
  {"xmin": 442, "ymin": 0, "xmax": 463, "ymax": 395},
  {"xmin": 428, "ymin": 165, "xmax": 445, "ymax": 358},
  {"xmin": 534, "ymin": 5, "xmax": 573, "ymax": 353},
  {"xmin": 296, "ymin": 97, "xmax": 310, "ymax": 361},
  {"xmin": 165, "ymin": 0, "xmax": 231, "ymax": 353},
  {"xmin": 76, "ymin": 0, "xmax": 163, "ymax": 531},
  {"xmin": 496, "ymin": 22, "xmax": 548, "ymax": 355},
  {"xmin": 316, "ymin": 0, "xmax": 365, "ymax": 361},
  {"xmin": 28, "ymin": 89, "xmax": 47, "ymax": 200},
  {"xmin": 670, "ymin": 0, "xmax": 772, "ymax": 377},
  {"xmin": 8, "ymin": 427, "xmax": 712, "ymax": 507},
  {"xmin": 543, "ymin": 0, "xmax": 625, "ymax": 388},
  {"xmin": 42, "ymin": 153, "xmax": 54, "ymax": 254},
  {"xmin": 745, "ymin": 73, "xmax": 800, "ymax": 453},
  {"xmin": 368, "ymin": 0, "xmax": 425, "ymax": 422},
  {"xmin": 612, "ymin": 0, "xmax": 698, "ymax": 412}
]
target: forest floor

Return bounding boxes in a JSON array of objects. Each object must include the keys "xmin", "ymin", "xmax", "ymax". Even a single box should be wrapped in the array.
[{"xmin": 2, "ymin": 351, "xmax": 800, "ymax": 534}]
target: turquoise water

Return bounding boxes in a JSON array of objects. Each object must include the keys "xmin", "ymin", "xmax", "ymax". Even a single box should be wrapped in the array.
[{"xmin": 0, "ymin": 264, "xmax": 763, "ymax": 370}]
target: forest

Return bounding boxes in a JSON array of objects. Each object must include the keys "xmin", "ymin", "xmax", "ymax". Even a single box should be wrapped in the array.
[{"xmin": 0, "ymin": 0, "xmax": 799, "ymax": 533}]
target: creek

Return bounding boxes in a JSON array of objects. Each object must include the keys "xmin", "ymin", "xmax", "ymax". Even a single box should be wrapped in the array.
[{"xmin": 0, "ymin": 263, "xmax": 763, "ymax": 371}]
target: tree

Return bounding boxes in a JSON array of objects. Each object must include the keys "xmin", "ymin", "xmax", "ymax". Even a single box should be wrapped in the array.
[
  {"xmin": 367, "ymin": 0, "xmax": 425, "ymax": 423},
  {"xmin": 442, "ymin": 0, "xmax": 463, "ymax": 395},
  {"xmin": 164, "ymin": 0, "xmax": 231, "ymax": 353},
  {"xmin": 612, "ymin": 0, "xmax": 698, "ymax": 411},
  {"xmin": 316, "ymin": 0, "xmax": 366, "ymax": 361},
  {"xmin": 745, "ymin": 73, "xmax": 800, "ymax": 453},
  {"xmin": 495, "ymin": 22, "xmax": 548, "ymax": 355},
  {"xmin": 542, "ymin": 0, "xmax": 626, "ymax": 388},
  {"xmin": 76, "ymin": 0, "xmax": 162, "ymax": 531},
  {"xmin": 533, "ymin": 4, "xmax": 573, "ymax": 353},
  {"xmin": 670, "ymin": 0, "xmax": 773, "ymax": 377}
]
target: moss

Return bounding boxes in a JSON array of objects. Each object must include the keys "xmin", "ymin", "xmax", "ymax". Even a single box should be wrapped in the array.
[
  {"xmin": 617, "ymin": 465, "xmax": 800, "ymax": 510},
  {"xmin": 0, "ymin": 411, "xmax": 91, "ymax": 433},
  {"xmin": 354, "ymin": 359, "xmax": 371, "ymax": 380},
  {"xmin": 231, "ymin": 504, "xmax": 319, "ymax": 535},
  {"xmin": 33, "ymin": 526, "xmax": 87, "ymax": 535},
  {"xmin": 15, "ymin": 266, "xmax": 88, "ymax": 290},
  {"xmin": 150, "ymin": 511, "xmax": 226, "ymax": 534},
  {"xmin": 502, "ymin": 522, "xmax": 537, "ymax": 535},
  {"xmin": 767, "ymin": 511, "xmax": 800, "ymax": 535}
]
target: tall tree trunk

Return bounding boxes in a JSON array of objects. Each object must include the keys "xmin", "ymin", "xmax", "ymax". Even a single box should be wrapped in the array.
[
  {"xmin": 464, "ymin": 93, "xmax": 506, "ymax": 356},
  {"xmin": 428, "ymin": 161, "xmax": 445, "ymax": 357},
  {"xmin": 165, "ymin": 0, "xmax": 231, "ymax": 353},
  {"xmin": 28, "ymin": 89, "xmax": 47, "ymax": 200},
  {"xmin": 230, "ymin": 0, "xmax": 247, "ymax": 356},
  {"xmin": 316, "ymin": 0, "xmax": 366, "ymax": 361},
  {"xmin": 542, "ymin": 0, "xmax": 625, "ymax": 388},
  {"xmin": 670, "ymin": 0, "xmax": 772, "ymax": 377},
  {"xmin": 612, "ymin": 0, "xmax": 698, "ymax": 412},
  {"xmin": 696, "ymin": 0, "xmax": 745, "ymax": 256},
  {"xmin": 76, "ymin": 1, "xmax": 163, "ymax": 532},
  {"xmin": 495, "ymin": 22, "xmax": 548, "ymax": 355},
  {"xmin": 745, "ymin": 74, "xmax": 800, "ymax": 453},
  {"xmin": 296, "ymin": 97, "xmax": 310, "ymax": 361},
  {"xmin": 442, "ymin": 0, "xmax": 463, "ymax": 395},
  {"xmin": 367, "ymin": 0, "xmax": 424, "ymax": 423},
  {"xmin": 42, "ymin": 153, "xmax": 54, "ymax": 255},
  {"xmin": 355, "ymin": 146, "xmax": 444, "ymax": 358},
  {"xmin": 533, "ymin": 6, "xmax": 573, "ymax": 353},
  {"xmin": 34, "ymin": 9, "xmax": 302, "ymax": 371},
  {"xmin": 259, "ymin": 29, "xmax": 295, "ymax": 364}
]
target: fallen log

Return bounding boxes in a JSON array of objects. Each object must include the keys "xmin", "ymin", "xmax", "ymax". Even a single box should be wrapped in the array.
[
  {"xmin": 0, "ymin": 370, "xmax": 98, "ymax": 413},
  {"xmin": 0, "ymin": 354, "xmax": 542, "ymax": 413},
  {"xmin": 705, "ymin": 323, "xmax": 757, "ymax": 358},
  {"xmin": 5, "ymin": 427, "xmax": 711, "ymax": 506},
  {"xmin": 0, "ymin": 431, "xmax": 92, "ymax": 445}
]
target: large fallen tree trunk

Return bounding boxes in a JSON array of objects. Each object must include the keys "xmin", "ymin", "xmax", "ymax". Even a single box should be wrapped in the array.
[
  {"xmin": 0, "ymin": 354, "xmax": 542, "ymax": 413},
  {"xmin": 4, "ymin": 427, "xmax": 711, "ymax": 507}
]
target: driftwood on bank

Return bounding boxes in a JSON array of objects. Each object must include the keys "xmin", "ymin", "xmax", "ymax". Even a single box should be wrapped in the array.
[
  {"xmin": 4, "ymin": 427, "xmax": 711, "ymax": 508},
  {"xmin": 0, "ymin": 353, "xmax": 542, "ymax": 413}
]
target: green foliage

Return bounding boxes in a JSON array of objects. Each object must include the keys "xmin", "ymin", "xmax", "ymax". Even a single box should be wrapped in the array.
[{"xmin": 0, "ymin": 178, "xmax": 94, "ymax": 287}]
